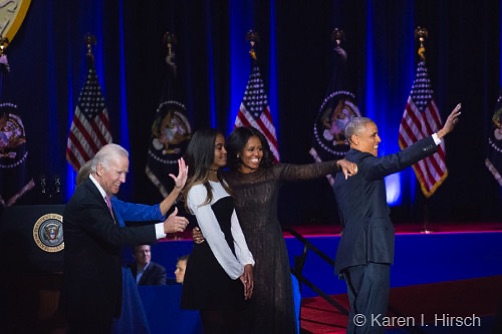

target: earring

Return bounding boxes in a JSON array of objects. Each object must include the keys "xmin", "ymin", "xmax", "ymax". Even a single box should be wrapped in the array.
[{"xmin": 237, "ymin": 155, "xmax": 240, "ymax": 158}]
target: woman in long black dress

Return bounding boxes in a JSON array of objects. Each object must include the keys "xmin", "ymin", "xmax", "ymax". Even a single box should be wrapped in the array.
[
  {"xmin": 181, "ymin": 128, "xmax": 254, "ymax": 334},
  {"xmin": 222, "ymin": 126, "xmax": 357, "ymax": 334}
]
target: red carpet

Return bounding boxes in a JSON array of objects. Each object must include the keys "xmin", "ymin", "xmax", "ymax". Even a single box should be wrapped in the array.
[{"xmin": 300, "ymin": 275, "xmax": 502, "ymax": 333}]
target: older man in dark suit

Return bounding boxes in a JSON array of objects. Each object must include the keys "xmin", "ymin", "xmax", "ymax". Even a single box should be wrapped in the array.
[
  {"xmin": 333, "ymin": 104, "xmax": 461, "ymax": 333},
  {"xmin": 60, "ymin": 143, "xmax": 189, "ymax": 334}
]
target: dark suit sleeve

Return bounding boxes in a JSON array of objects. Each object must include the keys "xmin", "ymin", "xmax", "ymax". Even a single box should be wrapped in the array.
[
  {"xmin": 66, "ymin": 180, "xmax": 158, "ymax": 247},
  {"xmin": 364, "ymin": 136, "xmax": 438, "ymax": 180}
]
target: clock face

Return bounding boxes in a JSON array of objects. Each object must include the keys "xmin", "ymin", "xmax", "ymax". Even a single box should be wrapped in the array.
[{"xmin": 0, "ymin": 0, "xmax": 31, "ymax": 46}]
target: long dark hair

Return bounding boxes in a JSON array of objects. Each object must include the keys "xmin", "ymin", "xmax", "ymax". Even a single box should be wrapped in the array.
[
  {"xmin": 183, "ymin": 128, "xmax": 231, "ymax": 212},
  {"xmin": 226, "ymin": 126, "xmax": 274, "ymax": 171}
]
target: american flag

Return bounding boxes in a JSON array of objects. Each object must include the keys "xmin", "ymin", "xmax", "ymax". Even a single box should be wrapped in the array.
[
  {"xmin": 66, "ymin": 64, "xmax": 112, "ymax": 172},
  {"xmin": 235, "ymin": 62, "xmax": 279, "ymax": 162},
  {"xmin": 398, "ymin": 60, "xmax": 446, "ymax": 198},
  {"xmin": 485, "ymin": 89, "xmax": 502, "ymax": 186}
]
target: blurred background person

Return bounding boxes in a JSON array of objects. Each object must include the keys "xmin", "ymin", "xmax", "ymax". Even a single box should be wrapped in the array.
[
  {"xmin": 128, "ymin": 244, "xmax": 167, "ymax": 286},
  {"xmin": 175, "ymin": 254, "xmax": 189, "ymax": 284}
]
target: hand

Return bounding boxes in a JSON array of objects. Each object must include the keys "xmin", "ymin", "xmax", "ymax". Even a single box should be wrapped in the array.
[
  {"xmin": 169, "ymin": 158, "xmax": 188, "ymax": 191},
  {"xmin": 337, "ymin": 159, "xmax": 358, "ymax": 180},
  {"xmin": 192, "ymin": 227, "xmax": 205, "ymax": 244},
  {"xmin": 163, "ymin": 207, "xmax": 189, "ymax": 233},
  {"xmin": 437, "ymin": 103, "xmax": 461, "ymax": 139},
  {"xmin": 240, "ymin": 264, "xmax": 254, "ymax": 300}
]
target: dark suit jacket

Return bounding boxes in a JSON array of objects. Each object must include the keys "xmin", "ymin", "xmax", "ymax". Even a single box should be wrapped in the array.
[
  {"xmin": 60, "ymin": 178, "xmax": 158, "ymax": 323},
  {"xmin": 128, "ymin": 261, "xmax": 167, "ymax": 286},
  {"xmin": 333, "ymin": 137, "xmax": 438, "ymax": 274}
]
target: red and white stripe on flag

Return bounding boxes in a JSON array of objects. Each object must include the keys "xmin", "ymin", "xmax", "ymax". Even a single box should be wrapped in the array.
[
  {"xmin": 234, "ymin": 63, "xmax": 279, "ymax": 163},
  {"xmin": 66, "ymin": 107, "xmax": 112, "ymax": 171},
  {"xmin": 66, "ymin": 67, "xmax": 112, "ymax": 172},
  {"xmin": 234, "ymin": 103, "xmax": 279, "ymax": 162},
  {"xmin": 399, "ymin": 97, "xmax": 447, "ymax": 198}
]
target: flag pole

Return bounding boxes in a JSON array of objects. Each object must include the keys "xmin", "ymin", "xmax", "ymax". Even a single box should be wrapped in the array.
[
  {"xmin": 415, "ymin": 27, "xmax": 433, "ymax": 234},
  {"xmin": 246, "ymin": 29, "xmax": 259, "ymax": 62},
  {"xmin": 84, "ymin": 33, "xmax": 96, "ymax": 67},
  {"xmin": 163, "ymin": 32, "xmax": 177, "ymax": 57},
  {"xmin": 422, "ymin": 200, "xmax": 432, "ymax": 234}
]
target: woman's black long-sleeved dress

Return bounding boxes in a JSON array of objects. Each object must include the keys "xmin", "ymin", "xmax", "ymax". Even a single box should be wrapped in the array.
[{"xmin": 224, "ymin": 161, "xmax": 339, "ymax": 334}]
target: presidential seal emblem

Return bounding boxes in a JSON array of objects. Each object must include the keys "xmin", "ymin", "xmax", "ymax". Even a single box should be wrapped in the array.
[
  {"xmin": 0, "ymin": 102, "xmax": 35, "ymax": 206},
  {"xmin": 146, "ymin": 99, "xmax": 192, "ymax": 197},
  {"xmin": 33, "ymin": 213, "xmax": 64, "ymax": 253},
  {"xmin": 311, "ymin": 91, "xmax": 360, "ymax": 160},
  {"xmin": 491, "ymin": 105, "xmax": 502, "ymax": 141},
  {"xmin": 150, "ymin": 100, "xmax": 191, "ymax": 158},
  {"xmin": 309, "ymin": 91, "xmax": 360, "ymax": 187}
]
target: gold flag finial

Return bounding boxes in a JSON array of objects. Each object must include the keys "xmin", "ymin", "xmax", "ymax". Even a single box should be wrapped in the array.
[
  {"xmin": 84, "ymin": 34, "xmax": 97, "ymax": 66},
  {"xmin": 246, "ymin": 30, "xmax": 260, "ymax": 61},
  {"xmin": 0, "ymin": 36, "xmax": 9, "ymax": 55},
  {"xmin": 331, "ymin": 28, "xmax": 345, "ymax": 47},
  {"xmin": 415, "ymin": 27, "xmax": 428, "ymax": 61},
  {"xmin": 162, "ymin": 32, "xmax": 177, "ymax": 73},
  {"xmin": 162, "ymin": 32, "xmax": 177, "ymax": 58}
]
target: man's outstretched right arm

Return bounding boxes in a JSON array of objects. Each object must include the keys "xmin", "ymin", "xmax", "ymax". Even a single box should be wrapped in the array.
[{"xmin": 437, "ymin": 103, "xmax": 461, "ymax": 139}]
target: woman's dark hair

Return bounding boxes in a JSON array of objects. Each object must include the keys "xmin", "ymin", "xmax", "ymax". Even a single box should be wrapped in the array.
[
  {"xmin": 182, "ymin": 128, "xmax": 231, "ymax": 212},
  {"xmin": 226, "ymin": 126, "xmax": 274, "ymax": 171}
]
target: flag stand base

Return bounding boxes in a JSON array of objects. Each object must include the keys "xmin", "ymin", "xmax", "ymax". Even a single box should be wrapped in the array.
[{"xmin": 421, "ymin": 202, "xmax": 432, "ymax": 234}]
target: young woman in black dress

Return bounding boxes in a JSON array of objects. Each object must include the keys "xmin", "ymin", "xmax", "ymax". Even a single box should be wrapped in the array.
[{"xmin": 181, "ymin": 128, "xmax": 254, "ymax": 334}]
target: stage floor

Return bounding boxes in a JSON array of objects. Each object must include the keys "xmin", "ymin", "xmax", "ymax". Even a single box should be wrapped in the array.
[
  {"xmin": 138, "ymin": 222, "xmax": 502, "ymax": 333},
  {"xmin": 300, "ymin": 275, "xmax": 502, "ymax": 334},
  {"xmin": 285, "ymin": 223, "xmax": 502, "ymax": 333}
]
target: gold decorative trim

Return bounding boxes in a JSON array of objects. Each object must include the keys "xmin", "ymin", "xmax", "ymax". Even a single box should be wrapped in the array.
[{"xmin": 0, "ymin": 0, "xmax": 31, "ymax": 45}]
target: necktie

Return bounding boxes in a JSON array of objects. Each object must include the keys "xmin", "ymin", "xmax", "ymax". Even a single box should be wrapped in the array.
[{"xmin": 104, "ymin": 195, "xmax": 116, "ymax": 223}]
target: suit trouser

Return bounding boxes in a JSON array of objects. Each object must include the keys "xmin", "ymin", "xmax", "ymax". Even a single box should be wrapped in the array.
[{"xmin": 343, "ymin": 262, "xmax": 390, "ymax": 334}]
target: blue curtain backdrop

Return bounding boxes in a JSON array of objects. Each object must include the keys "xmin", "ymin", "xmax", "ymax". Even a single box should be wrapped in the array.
[{"xmin": 5, "ymin": 0, "xmax": 501, "ymax": 225}]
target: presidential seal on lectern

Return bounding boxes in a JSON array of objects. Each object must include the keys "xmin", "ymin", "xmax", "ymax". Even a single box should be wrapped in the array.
[{"xmin": 33, "ymin": 213, "xmax": 64, "ymax": 253}]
